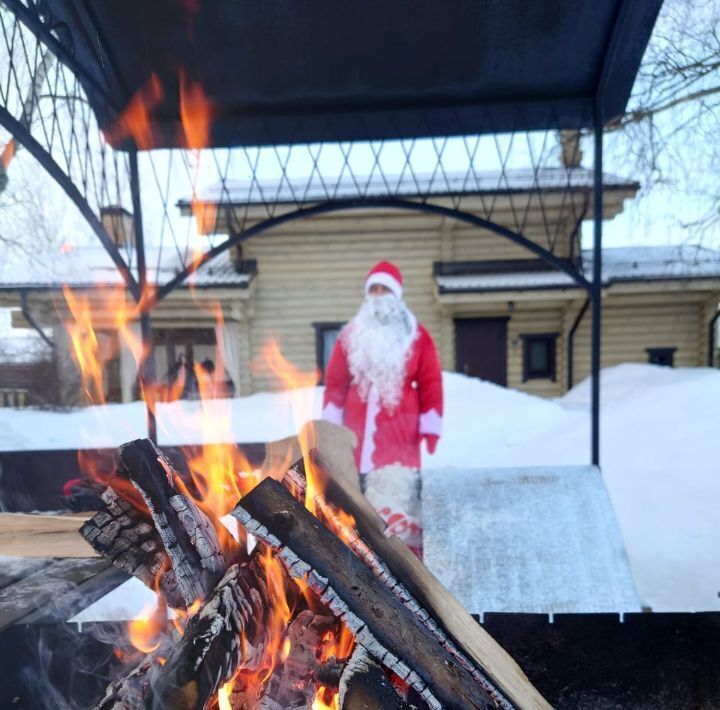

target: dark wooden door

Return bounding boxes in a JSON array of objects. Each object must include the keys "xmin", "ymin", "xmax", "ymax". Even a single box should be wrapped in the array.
[{"xmin": 454, "ymin": 317, "xmax": 508, "ymax": 386}]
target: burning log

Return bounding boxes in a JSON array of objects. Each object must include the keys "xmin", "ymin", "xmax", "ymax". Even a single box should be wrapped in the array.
[
  {"xmin": 296, "ymin": 447, "xmax": 551, "ymax": 710},
  {"xmin": 146, "ymin": 555, "xmax": 276, "ymax": 710},
  {"xmin": 258, "ymin": 610, "xmax": 339, "ymax": 708},
  {"xmin": 233, "ymin": 478, "xmax": 496, "ymax": 710},
  {"xmin": 339, "ymin": 645, "xmax": 409, "ymax": 710},
  {"xmin": 80, "ymin": 487, "xmax": 185, "ymax": 608},
  {"xmin": 117, "ymin": 438, "xmax": 240, "ymax": 606},
  {"xmin": 95, "ymin": 647, "xmax": 166, "ymax": 710}
]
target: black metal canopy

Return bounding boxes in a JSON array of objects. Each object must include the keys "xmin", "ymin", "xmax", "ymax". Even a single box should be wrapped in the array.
[{"xmin": 41, "ymin": 0, "xmax": 662, "ymax": 149}]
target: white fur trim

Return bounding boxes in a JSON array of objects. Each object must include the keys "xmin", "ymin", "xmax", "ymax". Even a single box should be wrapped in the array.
[
  {"xmin": 419, "ymin": 408, "xmax": 442, "ymax": 436},
  {"xmin": 322, "ymin": 402, "xmax": 345, "ymax": 426},
  {"xmin": 365, "ymin": 271, "xmax": 402, "ymax": 299},
  {"xmin": 359, "ymin": 385, "xmax": 381, "ymax": 474}
]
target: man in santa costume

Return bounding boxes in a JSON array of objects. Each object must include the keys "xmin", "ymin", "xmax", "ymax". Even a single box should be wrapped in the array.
[{"xmin": 322, "ymin": 261, "xmax": 443, "ymax": 556}]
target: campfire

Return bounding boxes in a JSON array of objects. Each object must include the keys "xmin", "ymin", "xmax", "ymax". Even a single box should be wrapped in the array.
[{"xmin": 80, "ymin": 435, "xmax": 515, "ymax": 709}]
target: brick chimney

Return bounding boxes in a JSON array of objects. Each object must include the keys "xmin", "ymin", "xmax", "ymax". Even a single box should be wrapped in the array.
[{"xmin": 100, "ymin": 206, "xmax": 135, "ymax": 247}]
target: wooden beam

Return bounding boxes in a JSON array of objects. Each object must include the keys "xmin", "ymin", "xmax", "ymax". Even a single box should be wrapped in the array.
[
  {"xmin": 0, "ymin": 513, "xmax": 96, "ymax": 558},
  {"xmin": 0, "ymin": 557, "xmax": 123, "ymax": 631}
]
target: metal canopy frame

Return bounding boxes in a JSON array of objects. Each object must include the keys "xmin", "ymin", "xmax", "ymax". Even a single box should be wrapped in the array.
[{"xmin": 0, "ymin": 0, "xmax": 663, "ymax": 464}]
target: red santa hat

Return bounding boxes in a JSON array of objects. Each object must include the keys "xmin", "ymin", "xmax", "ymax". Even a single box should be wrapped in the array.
[{"xmin": 365, "ymin": 260, "xmax": 403, "ymax": 299}]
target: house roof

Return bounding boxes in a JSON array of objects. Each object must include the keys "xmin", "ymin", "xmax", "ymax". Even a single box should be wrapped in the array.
[
  {"xmin": 0, "ymin": 246, "xmax": 253, "ymax": 290},
  {"xmin": 0, "ymin": 337, "xmax": 52, "ymax": 364},
  {"xmin": 180, "ymin": 168, "xmax": 639, "ymax": 210},
  {"xmin": 435, "ymin": 245, "xmax": 720, "ymax": 293},
  {"xmin": 42, "ymin": 0, "xmax": 662, "ymax": 149}
]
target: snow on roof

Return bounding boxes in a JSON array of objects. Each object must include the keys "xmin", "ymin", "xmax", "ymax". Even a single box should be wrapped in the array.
[
  {"xmin": 436, "ymin": 245, "xmax": 720, "ymax": 293},
  {"xmin": 437, "ymin": 270, "xmax": 577, "ymax": 292},
  {"xmin": 0, "ymin": 336, "xmax": 52, "ymax": 364},
  {"xmin": 190, "ymin": 167, "xmax": 637, "ymax": 206},
  {"xmin": 0, "ymin": 245, "xmax": 251, "ymax": 289},
  {"xmin": 584, "ymin": 244, "xmax": 720, "ymax": 282}
]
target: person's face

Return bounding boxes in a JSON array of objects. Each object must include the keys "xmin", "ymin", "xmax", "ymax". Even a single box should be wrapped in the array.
[{"xmin": 368, "ymin": 283, "xmax": 393, "ymax": 297}]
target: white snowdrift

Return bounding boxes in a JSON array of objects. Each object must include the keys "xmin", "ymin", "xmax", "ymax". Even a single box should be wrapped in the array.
[{"xmin": 1, "ymin": 363, "xmax": 718, "ymax": 612}]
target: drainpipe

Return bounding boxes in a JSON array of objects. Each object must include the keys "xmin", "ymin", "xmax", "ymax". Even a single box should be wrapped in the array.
[
  {"xmin": 708, "ymin": 310, "xmax": 720, "ymax": 367},
  {"xmin": 19, "ymin": 289, "xmax": 53, "ymax": 349},
  {"xmin": 567, "ymin": 297, "xmax": 590, "ymax": 390}
]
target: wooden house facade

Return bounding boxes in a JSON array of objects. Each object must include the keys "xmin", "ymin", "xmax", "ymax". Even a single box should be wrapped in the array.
[{"xmin": 1, "ymin": 170, "xmax": 719, "ymax": 405}]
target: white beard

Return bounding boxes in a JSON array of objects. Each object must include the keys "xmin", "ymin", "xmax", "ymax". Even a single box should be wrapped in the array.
[{"xmin": 346, "ymin": 295, "xmax": 417, "ymax": 412}]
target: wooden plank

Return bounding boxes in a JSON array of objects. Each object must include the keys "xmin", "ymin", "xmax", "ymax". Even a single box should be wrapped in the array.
[
  {"xmin": 0, "ymin": 513, "xmax": 96, "ymax": 558},
  {"xmin": 0, "ymin": 556, "xmax": 51, "ymax": 592},
  {"xmin": 234, "ymin": 478, "xmax": 496, "ymax": 710},
  {"xmin": 18, "ymin": 564, "xmax": 128, "ymax": 625},
  {"xmin": 0, "ymin": 557, "xmax": 113, "ymax": 631},
  {"xmin": 312, "ymin": 449, "xmax": 552, "ymax": 710}
]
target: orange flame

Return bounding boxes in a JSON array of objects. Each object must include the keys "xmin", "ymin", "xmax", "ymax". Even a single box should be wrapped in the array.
[
  {"xmin": 0, "ymin": 139, "xmax": 15, "ymax": 170},
  {"xmin": 178, "ymin": 69, "xmax": 218, "ymax": 243},
  {"xmin": 63, "ymin": 287, "xmax": 106, "ymax": 404},
  {"xmin": 217, "ymin": 682, "xmax": 233, "ymax": 710},
  {"xmin": 127, "ymin": 602, "xmax": 165, "ymax": 654},
  {"xmin": 60, "ymin": 286, "xmax": 149, "ymax": 407},
  {"xmin": 179, "ymin": 69, "xmax": 212, "ymax": 151},
  {"xmin": 104, "ymin": 74, "xmax": 164, "ymax": 149},
  {"xmin": 312, "ymin": 686, "xmax": 339, "ymax": 710},
  {"xmin": 311, "ymin": 621, "xmax": 355, "ymax": 710},
  {"xmin": 254, "ymin": 340, "xmax": 322, "ymax": 513}
]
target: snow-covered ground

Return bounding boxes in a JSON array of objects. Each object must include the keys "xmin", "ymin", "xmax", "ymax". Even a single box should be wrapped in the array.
[{"xmin": 1, "ymin": 363, "xmax": 718, "ymax": 612}]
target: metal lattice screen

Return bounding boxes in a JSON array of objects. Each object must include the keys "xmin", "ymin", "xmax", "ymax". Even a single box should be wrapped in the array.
[{"xmin": 0, "ymin": 0, "xmax": 601, "ymax": 307}]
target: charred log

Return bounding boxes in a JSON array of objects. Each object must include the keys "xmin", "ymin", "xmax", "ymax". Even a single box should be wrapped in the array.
[
  {"xmin": 118, "ymin": 438, "xmax": 241, "ymax": 606},
  {"xmin": 233, "ymin": 478, "xmax": 497, "ymax": 710},
  {"xmin": 339, "ymin": 645, "xmax": 410, "ymax": 710},
  {"xmin": 80, "ymin": 487, "xmax": 185, "ymax": 608},
  {"xmin": 146, "ymin": 553, "xmax": 283, "ymax": 710}
]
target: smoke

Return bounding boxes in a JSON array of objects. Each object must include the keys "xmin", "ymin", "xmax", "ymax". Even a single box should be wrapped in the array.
[{"xmin": 0, "ymin": 622, "xmax": 128, "ymax": 709}]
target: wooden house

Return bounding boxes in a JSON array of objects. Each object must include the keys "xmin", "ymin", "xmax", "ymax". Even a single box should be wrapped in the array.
[{"xmin": 1, "ymin": 170, "xmax": 719, "ymax": 405}]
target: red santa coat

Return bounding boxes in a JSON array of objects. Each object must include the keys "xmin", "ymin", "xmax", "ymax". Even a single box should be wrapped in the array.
[{"xmin": 322, "ymin": 324, "xmax": 443, "ymax": 473}]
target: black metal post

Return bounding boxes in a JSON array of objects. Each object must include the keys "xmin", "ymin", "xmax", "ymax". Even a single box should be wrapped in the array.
[
  {"xmin": 591, "ymin": 109, "xmax": 603, "ymax": 467},
  {"xmin": 129, "ymin": 148, "xmax": 157, "ymax": 443}
]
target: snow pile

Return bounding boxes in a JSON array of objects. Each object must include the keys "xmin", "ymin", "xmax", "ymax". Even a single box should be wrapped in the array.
[{"xmin": 1, "ymin": 364, "xmax": 719, "ymax": 611}]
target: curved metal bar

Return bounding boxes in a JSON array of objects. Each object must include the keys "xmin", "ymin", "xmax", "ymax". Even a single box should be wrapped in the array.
[
  {"xmin": 0, "ymin": 103, "xmax": 140, "ymax": 300},
  {"xmin": 1, "ymin": 0, "xmax": 123, "ymax": 112},
  {"xmin": 20, "ymin": 289, "xmax": 53, "ymax": 348},
  {"xmin": 156, "ymin": 198, "xmax": 592, "ymax": 303}
]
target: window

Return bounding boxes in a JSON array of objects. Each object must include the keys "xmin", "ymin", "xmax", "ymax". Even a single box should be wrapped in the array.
[
  {"xmin": 97, "ymin": 331, "xmax": 121, "ymax": 402},
  {"xmin": 646, "ymin": 347, "xmax": 676, "ymax": 367},
  {"xmin": 313, "ymin": 322, "xmax": 345, "ymax": 383},
  {"xmin": 522, "ymin": 333, "xmax": 558, "ymax": 382},
  {"xmin": 153, "ymin": 328, "xmax": 217, "ymax": 382}
]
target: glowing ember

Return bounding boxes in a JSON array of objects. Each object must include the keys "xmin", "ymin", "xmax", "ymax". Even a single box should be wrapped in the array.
[{"xmin": 312, "ymin": 686, "xmax": 339, "ymax": 710}]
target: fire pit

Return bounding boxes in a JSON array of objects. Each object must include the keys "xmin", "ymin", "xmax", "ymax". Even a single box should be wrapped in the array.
[{"xmin": 78, "ymin": 435, "xmax": 549, "ymax": 709}]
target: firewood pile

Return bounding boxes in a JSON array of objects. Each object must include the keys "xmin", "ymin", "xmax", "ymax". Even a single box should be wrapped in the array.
[{"xmin": 80, "ymin": 436, "xmax": 550, "ymax": 710}]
